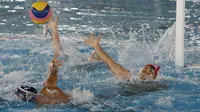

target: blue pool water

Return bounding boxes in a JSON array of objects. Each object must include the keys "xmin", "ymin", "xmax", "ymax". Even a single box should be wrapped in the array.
[{"xmin": 1, "ymin": 0, "xmax": 200, "ymax": 112}]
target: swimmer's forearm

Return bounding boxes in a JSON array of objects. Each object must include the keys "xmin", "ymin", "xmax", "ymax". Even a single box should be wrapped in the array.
[
  {"xmin": 94, "ymin": 46, "xmax": 114, "ymax": 65},
  {"xmin": 51, "ymin": 28, "xmax": 61, "ymax": 60},
  {"xmin": 94, "ymin": 45, "xmax": 131, "ymax": 79},
  {"xmin": 52, "ymin": 28, "xmax": 61, "ymax": 50},
  {"xmin": 95, "ymin": 46, "xmax": 126, "ymax": 70}
]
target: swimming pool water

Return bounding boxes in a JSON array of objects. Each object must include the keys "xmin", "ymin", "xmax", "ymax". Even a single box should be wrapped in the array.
[{"xmin": 1, "ymin": 0, "xmax": 200, "ymax": 112}]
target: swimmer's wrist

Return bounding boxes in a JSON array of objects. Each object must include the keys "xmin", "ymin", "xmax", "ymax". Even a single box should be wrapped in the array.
[
  {"xmin": 51, "ymin": 27, "xmax": 58, "ymax": 32},
  {"xmin": 94, "ymin": 46, "xmax": 100, "ymax": 50},
  {"xmin": 94, "ymin": 44, "xmax": 100, "ymax": 49}
]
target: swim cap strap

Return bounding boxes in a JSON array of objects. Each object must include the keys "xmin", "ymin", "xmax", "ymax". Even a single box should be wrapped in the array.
[{"xmin": 15, "ymin": 85, "xmax": 37, "ymax": 102}]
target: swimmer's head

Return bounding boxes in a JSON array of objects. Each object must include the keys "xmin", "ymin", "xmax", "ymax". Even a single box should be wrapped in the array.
[
  {"xmin": 89, "ymin": 51, "xmax": 102, "ymax": 62},
  {"xmin": 15, "ymin": 85, "xmax": 37, "ymax": 102},
  {"xmin": 138, "ymin": 64, "xmax": 160, "ymax": 81}
]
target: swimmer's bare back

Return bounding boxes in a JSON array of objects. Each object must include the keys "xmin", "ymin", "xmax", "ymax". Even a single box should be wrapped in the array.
[{"xmin": 36, "ymin": 86, "xmax": 70, "ymax": 105}]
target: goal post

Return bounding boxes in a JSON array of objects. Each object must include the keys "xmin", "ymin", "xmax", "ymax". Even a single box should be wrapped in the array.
[{"xmin": 175, "ymin": 0, "xmax": 185, "ymax": 67}]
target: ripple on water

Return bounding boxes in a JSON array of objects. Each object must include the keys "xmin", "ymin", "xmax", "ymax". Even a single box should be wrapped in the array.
[
  {"xmin": 0, "ymin": 23, "xmax": 6, "ymax": 25},
  {"xmin": 14, "ymin": 6, "xmax": 24, "ymax": 10},
  {"xmin": 8, "ymin": 10, "xmax": 16, "ymax": 13},
  {"xmin": 155, "ymin": 96, "xmax": 174, "ymax": 107},
  {"xmin": 0, "ymin": 5, "xmax": 9, "ymax": 9}
]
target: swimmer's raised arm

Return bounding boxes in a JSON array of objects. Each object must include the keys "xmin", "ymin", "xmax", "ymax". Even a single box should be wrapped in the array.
[
  {"xmin": 48, "ymin": 17, "xmax": 63, "ymax": 66},
  {"xmin": 37, "ymin": 17, "xmax": 70, "ymax": 105},
  {"xmin": 84, "ymin": 33, "xmax": 131, "ymax": 81}
]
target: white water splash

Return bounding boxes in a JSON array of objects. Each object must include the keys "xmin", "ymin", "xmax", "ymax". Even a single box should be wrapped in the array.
[
  {"xmin": 117, "ymin": 22, "xmax": 176, "ymax": 73},
  {"xmin": 118, "ymin": 33, "xmax": 153, "ymax": 71},
  {"xmin": 70, "ymin": 87, "xmax": 94, "ymax": 105},
  {"xmin": 0, "ymin": 71, "xmax": 30, "ymax": 101},
  {"xmin": 3, "ymin": 71, "xmax": 27, "ymax": 83},
  {"xmin": 154, "ymin": 22, "xmax": 176, "ymax": 63},
  {"xmin": 155, "ymin": 96, "xmax": 174, "ymax": 107}
]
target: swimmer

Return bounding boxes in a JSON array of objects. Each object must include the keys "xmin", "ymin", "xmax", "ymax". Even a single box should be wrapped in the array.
[
  {"xmin": 84, "ymin": 33, "xmax": 160, "ymax": 81},
  {"xmin": 15, "ymin": 17, "xmax": 71, "ymax": 105}
]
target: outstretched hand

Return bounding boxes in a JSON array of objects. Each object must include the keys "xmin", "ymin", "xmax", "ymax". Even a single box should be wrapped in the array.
[
  {"xmin": 47, "ymin": 16, "xmax": 58, "ymax": 30},
  {"xmin": 84, "ymin": 33, "xmax": 101, "ymax": 48}
]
